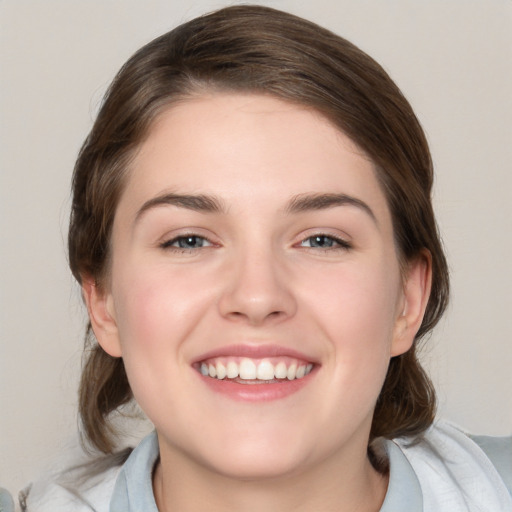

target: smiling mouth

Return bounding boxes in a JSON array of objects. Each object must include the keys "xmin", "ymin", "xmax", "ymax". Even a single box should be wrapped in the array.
[{"xmin": 196, "ymin": 357, "xmax": 314, "ymax": 383}]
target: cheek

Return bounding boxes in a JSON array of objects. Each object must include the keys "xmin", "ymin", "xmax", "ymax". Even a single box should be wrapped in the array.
[
  {"xmin": 305, "ymin": 258, "xmax": 401, "ymax": 379},
  {"xmin": 109, "ymin": 269, "xmax": 195, "ymax": 413},
  {"xmin": 111, "ymin": 260, "xmax": 220, "ymax": 359},
  {"xmin": 310, "ymin": 259, "xmax": 400, "ymax": 334},
  {"xmin": 112, "ymin": 267, "xmax": 185, "ymax": 354},
  {"xmin": 115, "ymin": 280, "xmax": 167, "ymax": 347}
]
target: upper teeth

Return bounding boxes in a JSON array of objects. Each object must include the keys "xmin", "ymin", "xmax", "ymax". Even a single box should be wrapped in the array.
[{"xmin": 199, "ymin": 358, "xmax": 313, "ymax": 381}]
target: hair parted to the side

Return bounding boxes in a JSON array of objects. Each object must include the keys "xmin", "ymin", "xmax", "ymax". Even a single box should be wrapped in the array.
[{"xmin": 69, "ymin": 5, "xmax": 449, "ymax": 454}]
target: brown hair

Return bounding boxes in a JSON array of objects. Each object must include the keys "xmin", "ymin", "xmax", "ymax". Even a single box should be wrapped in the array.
[{"xmin": 69, "ymin": 5, "xmax": 449, "ymax": 454}]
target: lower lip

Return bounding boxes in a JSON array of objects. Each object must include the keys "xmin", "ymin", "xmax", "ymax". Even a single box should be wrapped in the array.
[{"xmin": 197, "ymin": 373, "xmax": 315, "ymax": 402}]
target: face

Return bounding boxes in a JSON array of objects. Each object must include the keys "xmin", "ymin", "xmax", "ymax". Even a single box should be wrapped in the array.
[{"xmin": 87, "ymin": 93, "xmax": 429, "ymax": 480}]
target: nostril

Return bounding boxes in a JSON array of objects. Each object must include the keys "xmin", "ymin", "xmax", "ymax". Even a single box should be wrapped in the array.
[{"xmin": 223, "ymin": 309, "xmax": 287, "ymax": 327}]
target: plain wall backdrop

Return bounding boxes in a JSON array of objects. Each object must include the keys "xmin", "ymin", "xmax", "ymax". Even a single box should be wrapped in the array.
[{"xmin": 1, "ymin": 0, "xmax": 511, "ymax": 498}]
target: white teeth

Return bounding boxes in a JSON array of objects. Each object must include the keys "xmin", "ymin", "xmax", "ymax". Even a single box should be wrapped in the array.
[
  {"xmin": 216, "ymin": 362, "xmax": 227, "ymax": 379},
  {"xmin": 257, "ymin": 360, "xmax": 275, "ymax": 380},
  {"xmin": 239, "ymin": 358, "xmax": 257, "ymax": 379},
  {"xmin": 199, "ymin": 358, "xmax": 314, "ymax": 381},
  {"xmin": 274, "ymin": 361, "xmax": 287, "ymax": 379},
  {"xmin": 226, "ymin": 361, "xmax": 239, "ymax": 379},
  {"xmin": 287, "ymin": 363, "xmax": 297, "ymax": 380}
]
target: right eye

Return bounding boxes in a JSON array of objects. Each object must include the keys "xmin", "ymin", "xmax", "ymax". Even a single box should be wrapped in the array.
[{"xmin": 160, "ymin": 235, "xmax": 213, "ymax": 251}]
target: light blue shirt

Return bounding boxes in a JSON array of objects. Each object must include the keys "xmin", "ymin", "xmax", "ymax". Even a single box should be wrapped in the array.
[
  {"xmin": 109, "ymin": 428, "xmax": 512, "ymax": 512},
  {"xmin": 14, "ymin": 423, "xmax": 511, "ymax": 511}
]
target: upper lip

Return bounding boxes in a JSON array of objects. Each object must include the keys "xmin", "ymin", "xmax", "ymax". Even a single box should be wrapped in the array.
[{"xmin": 193, "ymin": 344, "xmax": 319, "ymax": 364}]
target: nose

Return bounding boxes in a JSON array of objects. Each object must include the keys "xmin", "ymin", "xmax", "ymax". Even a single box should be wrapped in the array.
[{"xmin": 218, "ymin": 245, "xmax": 297, "ymax": 326}]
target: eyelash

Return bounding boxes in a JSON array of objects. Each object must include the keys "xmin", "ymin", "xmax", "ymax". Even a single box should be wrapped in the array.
[
  {"xmin": 298, "ymin": 234, "xmax": 352, "ymax": 251},
  {"xmin": 160, "ymin": 234, "xmax": 213, "ymax": 252},
  {"xmin": 159, "ymin": 233, "xmax": 351, "ymax": 253}
]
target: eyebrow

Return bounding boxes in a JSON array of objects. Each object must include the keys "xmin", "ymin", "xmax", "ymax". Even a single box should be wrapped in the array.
[
  {"xmin": 285, "ymin": 193, "xmax": 377, "ymax": 223},
  {"xmin": 135, "ymin": 191, "xmax": 376, "ymax": 224},
  {"xmin": 135, "ymin": 192, "xmax": 226, "ymax": 222}
]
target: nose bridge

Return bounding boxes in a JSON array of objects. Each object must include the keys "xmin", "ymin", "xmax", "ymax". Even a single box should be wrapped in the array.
[{"xmin": 218, "ymin": 238, "xmax": 296, "ymax": 325}]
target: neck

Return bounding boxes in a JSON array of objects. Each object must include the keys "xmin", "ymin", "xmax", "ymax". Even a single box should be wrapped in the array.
[{"xmin": 153, "ymin": 441, "xmax": 388, "ymax": 512}]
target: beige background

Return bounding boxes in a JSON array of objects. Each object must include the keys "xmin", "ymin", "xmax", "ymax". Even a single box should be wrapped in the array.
[{"xmin": 1, "ymin": 0, "xmax": 511, "ymax": 498}]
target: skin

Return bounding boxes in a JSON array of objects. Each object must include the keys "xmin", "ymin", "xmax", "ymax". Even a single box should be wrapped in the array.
[{"xmin": 84, "ymin": 93, "xmax": 431, "ymax": 512}]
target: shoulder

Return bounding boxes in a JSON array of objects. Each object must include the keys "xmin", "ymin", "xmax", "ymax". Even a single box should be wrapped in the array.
[
  {"xmin": 470, "ymin": 433, "xmax": 512, "ymax": 495},
  {"xmin": 21, "ymin": 432, "xmax": 157, "ymax": 512},
  {"xmin": 0, "ymin": 488, "xmax": 15, "ymax": 512},
  {"xmin": 22, "ymin": 455, "xmax": 126, "ymax": 512},
  {"xmin": 394, "ymin": 421, "xmax": 512, "ymax": 511}
]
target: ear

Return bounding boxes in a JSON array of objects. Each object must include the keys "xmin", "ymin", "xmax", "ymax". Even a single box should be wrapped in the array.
[
  {"xmin": 391, "ymin": 250, "xmax": 432, "ymax": 357},
  {"xmin": 82, "ymin": 276, "xmax": 123, "ymax": 358}
]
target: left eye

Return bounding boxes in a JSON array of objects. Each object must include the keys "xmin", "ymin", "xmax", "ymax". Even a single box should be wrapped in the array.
[
  {"xmin": 161, "ymin": 235, "xmax": 212, "ymax": 250},
  {"xmin": 300, "ymin": 235, "xmax": 349, "ymax": 249}
]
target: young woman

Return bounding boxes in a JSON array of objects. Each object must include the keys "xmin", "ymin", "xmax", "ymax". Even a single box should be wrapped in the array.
[{"xmin": 18, "ymin": 5, "xmax": 512, "ymax": 512}]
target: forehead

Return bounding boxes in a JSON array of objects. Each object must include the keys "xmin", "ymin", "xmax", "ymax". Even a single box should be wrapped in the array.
[{"xmin": 118, "ymin": 93, "xmax": 390, "ymax": 224}]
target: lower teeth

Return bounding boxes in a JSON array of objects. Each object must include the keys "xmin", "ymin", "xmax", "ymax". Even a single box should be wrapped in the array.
[{"xmin": 231, "ymin": 378, "xmax": 280, "ymax": 384}]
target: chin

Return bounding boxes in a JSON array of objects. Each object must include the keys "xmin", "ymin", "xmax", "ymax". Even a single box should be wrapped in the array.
[
  {"xmin": 204, "ymin": 450, "xmax": 309, "ymax": 482},
  {"xmin": 191, "ymin": 426, "xmax": 318, "ymax": 481}
]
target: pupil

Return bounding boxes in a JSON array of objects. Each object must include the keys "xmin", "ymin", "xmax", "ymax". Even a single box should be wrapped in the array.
[
  {"xmin": 180, "ymin": 236, "xmax": 200, "ymax": 248},
  {"xmin": 313, "ymin": 236, "xmax": 332, "ymax": 247}
]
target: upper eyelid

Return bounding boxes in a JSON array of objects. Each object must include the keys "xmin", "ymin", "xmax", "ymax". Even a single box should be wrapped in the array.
[
  {"xmin": 294, "ymin": 228, "xmax": 351, "ymax": 243},
  {"xmin": 158, "ymin": 227, "xmax": 214, "ymax": 240},
  {"xmin": 299, "ymin": 234, "xmax": 352, "ymax": 248},
  {"xmin": 159, "ymin": 232, "xmax": 215, "ymax": 248}
]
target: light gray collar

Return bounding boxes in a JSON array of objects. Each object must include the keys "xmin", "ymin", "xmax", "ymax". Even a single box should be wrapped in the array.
[{"xmin": 109, "ymin": 431, "xmax": 423, "ymax": 512}]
